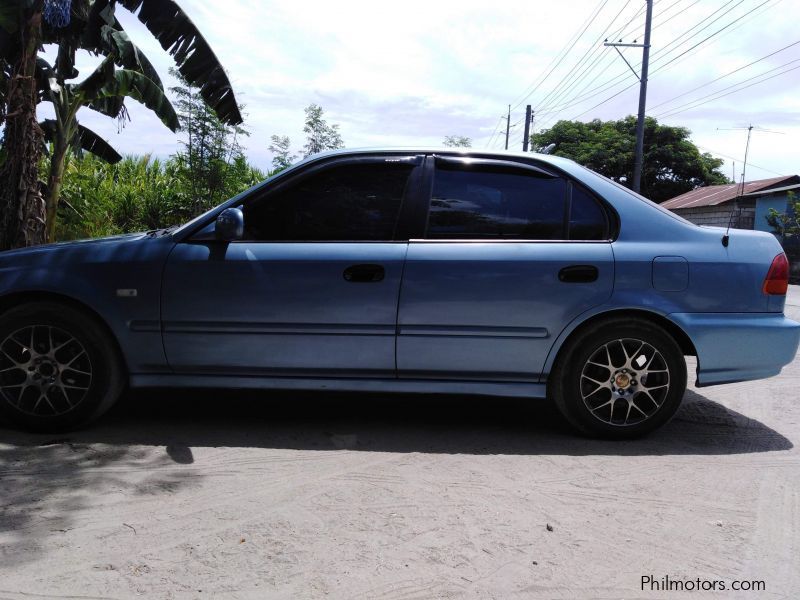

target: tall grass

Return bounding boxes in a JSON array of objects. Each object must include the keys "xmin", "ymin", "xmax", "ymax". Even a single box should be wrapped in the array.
[{"xmin": 55, "ymin": 153, "xmax": 265, "ymax": 240}]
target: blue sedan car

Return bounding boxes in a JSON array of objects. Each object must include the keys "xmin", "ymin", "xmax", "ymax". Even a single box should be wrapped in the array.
[{"xmin": 0, "ymin": 149, "xmax": 798, "ymax": 437}]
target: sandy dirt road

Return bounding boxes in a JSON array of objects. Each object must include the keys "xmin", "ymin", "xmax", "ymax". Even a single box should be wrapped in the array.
[{"xmin": 1, "ymin": 290, "xmax": 799, "ymax": 599}]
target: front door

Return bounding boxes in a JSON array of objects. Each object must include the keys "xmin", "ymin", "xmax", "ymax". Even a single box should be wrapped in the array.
[
  {"xmin": 161, "ymin": 155, "xmax": 421, "ymax": 377},
  {"xmin": 397, "ymin": 155, "xmax": 614, "ymax": 381}
]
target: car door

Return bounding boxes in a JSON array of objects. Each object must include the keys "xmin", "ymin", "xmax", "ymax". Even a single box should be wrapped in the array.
[
  {"xmin": 396, "ymin": 155, "xmax": 615, "ymax": 382},
  {"xmin": 161, "ymin": 154, "xmax": 422, "ymax": 377}
]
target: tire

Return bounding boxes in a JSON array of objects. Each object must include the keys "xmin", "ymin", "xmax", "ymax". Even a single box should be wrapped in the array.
[
  {"xmin": 548, "ymin": 316, "xmax": 687, "ymax": 439},
  {"xmin": 0, "ymin": 301, "xmax": 125, "ymax": 432}
]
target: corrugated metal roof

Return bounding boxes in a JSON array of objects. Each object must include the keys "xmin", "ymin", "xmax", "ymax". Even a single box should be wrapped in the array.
[
  {"xmin": 742, "ymin": 182, "xmax": 800, "ymax": 197},
  {"xmin": 662, "ymin": 175, "xmax": 799, "ymax": 209}
]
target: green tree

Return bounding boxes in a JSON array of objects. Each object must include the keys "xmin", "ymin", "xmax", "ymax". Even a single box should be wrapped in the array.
[
  {"xmin": 443, "ymin": 135, "xmax": 471, "ymax": 148},
  {"xmin": 268, "ymin": 134, "xmax": 296, "ymax": 172},
  {"xmin": 530, "ymin": 116, "xmax": 728, "ymax": 202},
  {"xmin": 303, "ymin": 103, "xmax": 343, "ymax": 157},
  {"xmin": 0, "ymin": 0, "xmax": 242, "ymax": 247},
  {"xmin": 765, "ymin": 191, "xmax": 800, "ymax": 238},
  {"xmin": 170, "ymin": 68, "xmax": 249, "ymax": 213}
]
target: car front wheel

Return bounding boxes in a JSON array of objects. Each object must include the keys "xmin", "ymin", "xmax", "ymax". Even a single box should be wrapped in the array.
[
  {"xmin": 549, "ymin": 317, "xmax": 687, "ymax": 438},
  {"xmin": 0, "ymin": 302, "xmax": 124, "ymax": 432}
]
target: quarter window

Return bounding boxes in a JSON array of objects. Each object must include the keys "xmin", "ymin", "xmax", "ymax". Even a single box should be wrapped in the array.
[
  {"xmin": 242, "ymin": 162, "xmax": 413, "ymax": 241},
  {"xmin": 569, "ymin": 184, "xmax": 609, "ymax": 240},
  {"xmin": 426, "ymin": 167, "xmax": 567, "ymax": 239}
]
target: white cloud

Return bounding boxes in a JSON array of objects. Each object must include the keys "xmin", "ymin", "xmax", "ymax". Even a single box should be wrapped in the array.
[{"xmin": 38, "ymin": 0, "xmax": 800, "ymax": 181}]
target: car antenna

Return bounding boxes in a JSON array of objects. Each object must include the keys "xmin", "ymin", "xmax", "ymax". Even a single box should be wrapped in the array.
[{"xmin": 722, "ymin": 124, "xmax": 753, "ymax": 248}]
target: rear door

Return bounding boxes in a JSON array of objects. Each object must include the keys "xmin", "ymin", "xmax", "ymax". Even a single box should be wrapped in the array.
[{"xmin": 396, "ymin": 155, "xmax": 614, "ymax": 381}]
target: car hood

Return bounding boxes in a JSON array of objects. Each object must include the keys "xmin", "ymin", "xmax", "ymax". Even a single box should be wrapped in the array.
[{"xmin": 0, "ymin": 232, "xmax": 161, "ymax": 267}]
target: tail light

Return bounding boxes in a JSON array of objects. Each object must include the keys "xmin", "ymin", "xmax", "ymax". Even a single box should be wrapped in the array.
[{"xmin": 763, "ymin": 253, "xmax": 789, "ymax": 295}]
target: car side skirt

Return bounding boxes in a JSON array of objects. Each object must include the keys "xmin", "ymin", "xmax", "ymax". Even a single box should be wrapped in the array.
[{"xmin": 129, "ymin": 374, "xmax": 548, "ymax": 399}]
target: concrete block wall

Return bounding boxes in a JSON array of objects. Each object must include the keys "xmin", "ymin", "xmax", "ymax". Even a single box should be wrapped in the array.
[{"xmin": 673, "ymin": 206, "xmax": 756, "ymax": 229}]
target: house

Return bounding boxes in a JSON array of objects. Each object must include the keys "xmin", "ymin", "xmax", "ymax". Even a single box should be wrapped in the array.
[{"xmin": 661, "ymin": 175, "xmax": 800, "ymax": 231}]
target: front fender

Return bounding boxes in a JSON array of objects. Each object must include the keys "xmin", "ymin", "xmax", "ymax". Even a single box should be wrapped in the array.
[{"xmin": 0, "ymin": 236, "xmax": 173, "ymax": 373}]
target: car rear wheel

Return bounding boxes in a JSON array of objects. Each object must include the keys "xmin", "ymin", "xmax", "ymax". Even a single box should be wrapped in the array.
[
  {"xmin": 549, "ymin": 317, "xmax": 687, "ymax": 438},
  {"xmin": 0, "ymin": 302, "xmax": 124, "ymax": 432}
]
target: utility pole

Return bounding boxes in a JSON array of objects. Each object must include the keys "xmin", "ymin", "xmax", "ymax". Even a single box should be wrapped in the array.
[
  {"xmin": 505, "ymin": 104, "xmax": 511, "ymax": 150},
  {"xmin": 604, "ymin": 0, "xmax": 653, "ymax": 193},
  {"xmin": 633, "ymin": 0, "xmax": 654, "ymax": 193},
  {"xmin": 522, "ymin": 105, "xmax": 532, "ymax": 152}
]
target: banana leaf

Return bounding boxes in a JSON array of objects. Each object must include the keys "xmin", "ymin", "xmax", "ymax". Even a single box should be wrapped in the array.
[
  {"xmin": 119, "ymin": 0, "xmax": 242, "ymax": 125},
  {"xmin": 75, "ymin": 59, "xmax": 178, "ymax": 131},
  {"xmin": 40, "ymin": 118, "xmax": 123, "ymax": 163}
]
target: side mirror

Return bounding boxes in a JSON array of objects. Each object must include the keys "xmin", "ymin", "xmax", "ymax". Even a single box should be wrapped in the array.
[{"xmin": 215, "ymin": 207, "xmax": 244, "ymax": 241}]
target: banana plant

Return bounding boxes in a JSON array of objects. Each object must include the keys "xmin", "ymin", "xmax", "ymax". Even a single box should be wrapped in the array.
[
  {"xmin": 1, "ymin": 0, "xmax": 242, "ymax": 244},
  {"xmin": 37, "ymin": 49, "xmax": 178, "ymax": 239}
]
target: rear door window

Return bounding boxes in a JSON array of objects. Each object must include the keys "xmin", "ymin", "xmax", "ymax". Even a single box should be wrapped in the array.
[{"xmin": 426, "ymin": 166, "xmax": 567, "ymax": 239}]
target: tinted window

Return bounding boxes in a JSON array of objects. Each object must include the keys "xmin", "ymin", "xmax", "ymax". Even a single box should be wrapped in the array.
[
  {"xmin": 242, "ymin": 162, "xmax": 413, "ymax": 241},
  {"xmin": 569, "ymin": 184, "xmax": 608, "ymax": 240},
  {"xmin": 426, "ymin": 167, "xmax": 567, "ymax": 239}
]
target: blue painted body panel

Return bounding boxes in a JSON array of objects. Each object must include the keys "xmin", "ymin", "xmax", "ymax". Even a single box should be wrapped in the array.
[
  {"xmin": 652, "ymin": 256, "xmax": 688, "ymax": 292},
  {"xmin": 397, "ymin": 241, "xmax": 613, "ymax": 380},
  {"xmin": 0, "ymin": 233, "xmax": 173, "ymax": 373},
  {"xmin": 161, "ymin": 241, "xmax": 407, "ymax": 376},
  {"xmin": 0, "ymin": 148, "xmax": 797, "ymax": 396},
  {"xmin": 670, "ymin": 312, "xmax": 800, "ymax": 385}
]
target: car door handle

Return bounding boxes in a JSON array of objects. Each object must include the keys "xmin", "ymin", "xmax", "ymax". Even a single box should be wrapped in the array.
[
  {"xmin": 558, "ymin": 265, "xmax": 599, "ymax": 283},
  {"xmin": 343, "ymin": 264, "xmax": 385, "ymax": 283}
]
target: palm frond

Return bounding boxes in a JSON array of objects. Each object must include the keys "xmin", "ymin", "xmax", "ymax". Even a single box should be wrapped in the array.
[{"xmin": 118, "ymin": 0, "xmax": 242, "ymax": 125}]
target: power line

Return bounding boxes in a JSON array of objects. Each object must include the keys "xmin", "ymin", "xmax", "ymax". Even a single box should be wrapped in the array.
[
  {"xmin": 484, "ymin": 116, "xmax": 505, "ymax": 148},
  {"xmin": 652, "ymin": 0, "xmax": 774, "ymax": 73},
  {"xmin": 509, "ymin": 0, "xmax": 698, "ymax": 134},
  {"xmin": 514, "ymin": 0, "xmax": 645, "ymax": 127},
  {"xmin": 502, "ymin": 0, "xmax": 783, "ymax": 140},
  {"xmin": 533, "ymin": 0, "xmax": 721, "ymax": 127},
  {"xmin": 539, "ymin": 0, "xmax": 750, "ymax": 121},
  {"xmin": 696, "ymin": 145, "xmax": 785, "ymax": 176},
  {"xmin": 532, "ymin": 0, "xmax": 635, "ymax": 115},
  {"xmin": 648, "ymin": 39, "xmax": 800, "ymax": 112},
  {"xmin": 564, "ymin": 0, "xmax": 775, "ymax": 121},
  {"xmin": 655, "ymin": 61, "xmax": 800, "ymax": 119},
  {"xmin": 535, "ymin": 0, "xmax": 687, "ymax": 118},
  {"xmin": 509, "ymin": 0, "xmax": 612, "ymax": 111}
]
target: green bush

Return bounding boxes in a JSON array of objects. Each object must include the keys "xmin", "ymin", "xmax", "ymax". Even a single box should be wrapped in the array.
[{"xmin": 55, "ymin": 152, "xmax": 266, "ymax": 240}]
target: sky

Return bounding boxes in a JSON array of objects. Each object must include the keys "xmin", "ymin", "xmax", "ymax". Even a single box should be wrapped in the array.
[{"xmin": 41, "ymin": 0, "xmax": 800, "ymax": 182}]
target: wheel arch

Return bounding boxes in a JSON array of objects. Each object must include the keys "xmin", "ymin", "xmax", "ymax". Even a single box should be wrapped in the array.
[
  {"xmin": 544, "ymin": 308, "xmax": 697, "ymax": 379},
  {"xmin": 0, "ymin": 290, "xmax": 128, "ymax": 373}
]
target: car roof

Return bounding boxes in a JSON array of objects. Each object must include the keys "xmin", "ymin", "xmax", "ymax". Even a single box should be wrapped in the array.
[{"xmin": 301, "ymin": 146, "xmax": 577, "ymax": 168}]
